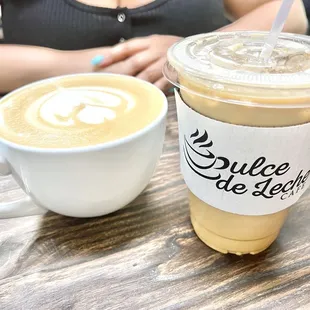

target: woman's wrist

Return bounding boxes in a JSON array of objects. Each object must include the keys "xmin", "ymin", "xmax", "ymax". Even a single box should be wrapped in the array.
[{"xmin": 48, "ymin": 49, "xmax": 93, "ymax": 77}]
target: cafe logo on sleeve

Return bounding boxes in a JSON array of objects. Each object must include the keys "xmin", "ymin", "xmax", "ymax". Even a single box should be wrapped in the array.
[{"xmin": 183, "ymin": 129, "xmax": 310, "ymax": 200}]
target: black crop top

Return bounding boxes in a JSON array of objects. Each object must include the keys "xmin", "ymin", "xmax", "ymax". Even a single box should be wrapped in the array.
[{"xmin": 1, "ymin": 0, "xmax": 230, "ymax": 50}]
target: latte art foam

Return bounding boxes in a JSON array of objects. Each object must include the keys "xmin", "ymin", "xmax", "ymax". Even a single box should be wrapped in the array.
[
  {"xmin": 27, "ymin": 87, "xmax": 136, "ymax": 129},
  {"xmin": 0, "ymin": 75, "xmax": 164, "ymax": 148}
]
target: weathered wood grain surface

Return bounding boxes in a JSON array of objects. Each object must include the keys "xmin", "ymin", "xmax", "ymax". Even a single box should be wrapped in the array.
[{"xmin": 0, "ymin": 97, "xmax": 309, "ymax": 310}]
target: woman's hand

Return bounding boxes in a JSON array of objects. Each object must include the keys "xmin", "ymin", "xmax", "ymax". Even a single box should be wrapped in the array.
[{"xmin": 99, "ymin": 35, "xmax": 182, "ymax": 92}]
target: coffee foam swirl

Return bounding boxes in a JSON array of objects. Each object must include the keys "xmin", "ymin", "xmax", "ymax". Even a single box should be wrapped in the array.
[{"xmin": 26, "ymin": 86, "xmax": 136, "ymax": 131}]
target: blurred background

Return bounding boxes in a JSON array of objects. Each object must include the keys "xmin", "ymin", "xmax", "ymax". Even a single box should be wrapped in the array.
[{"xmin": 0, "ymin": 1, "xmax": 309, "ymax": 41}]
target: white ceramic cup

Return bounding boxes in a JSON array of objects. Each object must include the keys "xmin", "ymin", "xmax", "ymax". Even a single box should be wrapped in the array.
[{"xmin": 0, "ymin": 74, "xmax": 168, "ymax": 218}]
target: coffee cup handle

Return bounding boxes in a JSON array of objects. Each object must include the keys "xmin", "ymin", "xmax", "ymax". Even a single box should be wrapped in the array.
[{"xmin": 0, "ymin": 157, "xmax": 47, "ymax": 218}]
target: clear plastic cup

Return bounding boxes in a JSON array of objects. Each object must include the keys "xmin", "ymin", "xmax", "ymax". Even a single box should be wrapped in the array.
[{"xmin": 164, "ymin": 31, "xmax": 310, "ymax": 255}]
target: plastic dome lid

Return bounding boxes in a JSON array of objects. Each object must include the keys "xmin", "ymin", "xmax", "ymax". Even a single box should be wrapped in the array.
[{"xmin": 165, "ymin": 31, "xmax": 310, "ymax": 89}]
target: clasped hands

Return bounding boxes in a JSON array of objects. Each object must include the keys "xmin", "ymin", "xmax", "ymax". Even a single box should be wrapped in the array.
[{"xmin": 94, "ymin": 35, "xmax": 181, "ymax": 93}]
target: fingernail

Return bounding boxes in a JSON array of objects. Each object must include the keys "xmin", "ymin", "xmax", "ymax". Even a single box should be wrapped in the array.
[{"xmin": 91, "ymin": 55, "xmax": 104, "ymax": 66}]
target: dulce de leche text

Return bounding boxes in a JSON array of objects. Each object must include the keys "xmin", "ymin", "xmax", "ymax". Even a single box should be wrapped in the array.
[{"xmin": 184, "ymin": 130, "xmax": 310, "ymax": 201}]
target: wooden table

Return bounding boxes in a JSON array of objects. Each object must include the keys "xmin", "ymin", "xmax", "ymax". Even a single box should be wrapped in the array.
[{"xmin": 0, "ymin": 97, "xmax": 310, "ymax": 310}]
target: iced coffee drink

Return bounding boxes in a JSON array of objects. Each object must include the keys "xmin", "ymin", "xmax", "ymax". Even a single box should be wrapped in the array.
[{"xmin": 164, "ymin": 32, "xmax": 310, "ymax": 255}]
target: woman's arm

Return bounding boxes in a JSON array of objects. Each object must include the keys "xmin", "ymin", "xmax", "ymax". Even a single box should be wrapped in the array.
[
  {"xmin": 222, "ymin": 0, "xmax": 308, "ymax": 34},
  {"xmin": 0, "ymin": 45, "xmax": 116, "ymax": 93},
  {"xmin": 0, "ymin": 45, "xmax": 77, "ymax": 93}
]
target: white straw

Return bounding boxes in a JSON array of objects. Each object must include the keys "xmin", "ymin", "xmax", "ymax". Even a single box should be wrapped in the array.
[{"xmin": 260, "ymin": 0, "xmax": 295, "ymax": 62}]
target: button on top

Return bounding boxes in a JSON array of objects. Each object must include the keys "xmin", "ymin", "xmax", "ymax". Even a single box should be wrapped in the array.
[
  {"xmin": 117, "ymin": 13, "xmax": 126, "ymax": 23},
  {"xmin": 119, "ymin": 37, "xmax": 126, "ymax": 43}
]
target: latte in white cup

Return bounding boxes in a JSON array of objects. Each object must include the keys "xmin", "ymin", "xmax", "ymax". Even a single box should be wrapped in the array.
[{"xmin": 0, "ymin": 73, "xmax": 167, "ymax": 218}]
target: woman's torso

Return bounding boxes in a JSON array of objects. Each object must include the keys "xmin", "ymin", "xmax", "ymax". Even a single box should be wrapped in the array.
[{"xmin": 1, "ymin": 0, "xmax": 229, "ymax": 49}]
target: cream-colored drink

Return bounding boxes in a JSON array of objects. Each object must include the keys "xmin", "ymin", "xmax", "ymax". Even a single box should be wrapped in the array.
[
  {"xmin": 0, "ymin": 74, "xmax": 164, "ymax": 148},
  {"xmin": 164, "ymin": 32, "xmax": 310, "ymax": 255}
]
